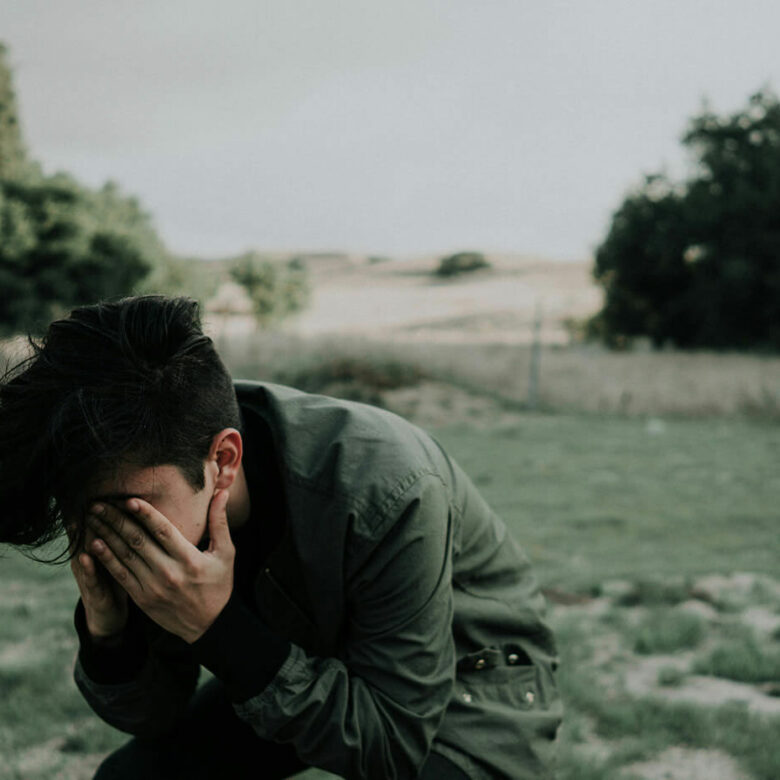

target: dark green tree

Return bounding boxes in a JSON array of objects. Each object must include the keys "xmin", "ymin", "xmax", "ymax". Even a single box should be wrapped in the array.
[
  {"xmin": 0, "ymin": 176, "xmax": 152, "ymax": 334},
  {"xmin": 592, "ymin": 89, "xmax": 780, "ymax": 350},
  {"xmin": 0, "ymin": 43, "xmax": 173, "ymax": 335}
]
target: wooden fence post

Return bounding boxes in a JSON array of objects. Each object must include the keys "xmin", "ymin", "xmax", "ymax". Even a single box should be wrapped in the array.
[{"xmin": 528, "ymin": 300, "xmax": 543, "ymax": 410}]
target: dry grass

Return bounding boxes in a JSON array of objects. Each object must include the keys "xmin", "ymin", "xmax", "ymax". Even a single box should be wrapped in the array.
[{"xmin": 216, "ymin": 330, "xmax": 780, "ymax": 419}]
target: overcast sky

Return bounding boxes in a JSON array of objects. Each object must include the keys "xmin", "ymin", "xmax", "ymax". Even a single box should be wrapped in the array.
[{"xmin": 3, "ymin": 1, "xmax": 780, "ymax": 260}]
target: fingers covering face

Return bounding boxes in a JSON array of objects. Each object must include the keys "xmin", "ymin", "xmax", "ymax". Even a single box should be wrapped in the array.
[
  {"xmin": 87, "ymin": 505, "xmax": 151, "ymax": 580},
  {"xmin": 122, "ymin": 498, "xmax": 196, "ymax": 562}
]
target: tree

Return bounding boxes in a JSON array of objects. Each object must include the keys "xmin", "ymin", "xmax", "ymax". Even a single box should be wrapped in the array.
[
  {"xmin": 0, "ymin": 176, "xmax": 153, "ymax": 334},
  {"xmin": 229, "ymin": 253, "xmax": 310, "ymax": 328},
  {"xmin": 0, "ymin": 43, "xmax": 171, "ymax": 335},
  {"xmin": 0, "ymin": 44, "xmax": 30, "ymax": 181},
  {"xmin": 592, "ymin": 89, "xmax": 780, "ymax": 350}
]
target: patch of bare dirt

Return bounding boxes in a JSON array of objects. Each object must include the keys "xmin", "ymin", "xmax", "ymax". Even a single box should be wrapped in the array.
[
  {"xmin": 550, "ymin": 572, "xmax": 780, "ymax": 774},
  {"xmin": 52, "ymin": 754, "xmax": 107, "ymax": 780},
  {"xmin": 623, "ymin": 654, "xmax": 780, "ymax": 716},
  {"xmin": 620, "ymin": 747, "xmax": 749, "ymax": 780},
  {"xmin": 0, "ymin": 636, "xmax": 47, "ymax": 668}
]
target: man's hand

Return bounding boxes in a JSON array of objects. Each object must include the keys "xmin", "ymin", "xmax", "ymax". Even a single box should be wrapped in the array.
[
  {"xmin": 85, "ymin": 490, "xmax": 236, "ymax": 644},
  {"xmin": 70, "ymin": 526, "xmax": 129, "ymax": 643}
]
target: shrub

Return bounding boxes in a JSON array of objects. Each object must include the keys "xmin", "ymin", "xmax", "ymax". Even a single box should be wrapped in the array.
[
  {"xmin": 616, "ymin": 579, "xmax": 690, "ymax": 607},
  {"xmin": 633, "ymin": 608, "xmax": 706, "ymax": 654},
  {"xmin": 435, "ymin": 251, "xmax": 490, "ymax": 278},
  {"xmin": 278, "ymin": 356, "xmax": 424, "ymax": 405},
  {"xmin": 693, "ymin": 634, "xmax": 780, "ymax": 683},
  {"xmin": 657, "ymin": 666, "xmax": 686, "ymax": 687},
  {"xmin": 229, "ymin": 253, "xmax": 310, "ymax": 327}
]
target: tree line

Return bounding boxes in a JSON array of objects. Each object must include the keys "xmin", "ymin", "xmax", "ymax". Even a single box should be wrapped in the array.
[{"xmin": 2, "ymin": 39, "xmax": 778, "ymax": 350}]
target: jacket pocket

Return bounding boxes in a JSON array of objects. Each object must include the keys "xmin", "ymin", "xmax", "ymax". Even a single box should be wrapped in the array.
[{"xmin": 454, "ymin": 645, "xmax": 544, "ymax": 710}]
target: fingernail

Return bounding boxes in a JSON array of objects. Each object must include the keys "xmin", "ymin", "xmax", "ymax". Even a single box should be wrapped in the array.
[
  {"xmin": 92, "ymin": 539, "xmax": 104, "ymax": 553},
  {"xmin": 91, "ymin": 504, "xmax": 105, "ymax": 516}
]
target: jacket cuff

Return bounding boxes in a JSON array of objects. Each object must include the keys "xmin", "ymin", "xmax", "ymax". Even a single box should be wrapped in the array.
[
  {"xmin": 74, "ymin": 599, "xmax": 148, "ymax": 684},
  {"xmin": 190, "ymin": 591, "xmax": 291, "ymax": 704}
]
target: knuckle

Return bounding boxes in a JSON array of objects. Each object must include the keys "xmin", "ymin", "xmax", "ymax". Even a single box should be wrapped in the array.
[
  {"xmin": 185, "ymin": 558, "xmax": 203, "ymax": 577},
  {"xmin": 145, "ymin": 585, "xmax": 162, "ymax": 603},
  {"xmin": 120, "ymin": 547, "xmax": 136, "ymax": 563},
  {"xmin": 129, "ymin": 533, "xmax": 145, "ymax": 549},
  {"xmin": 162, "ymin": 569, "xmax": 181, "ymax": 589}
]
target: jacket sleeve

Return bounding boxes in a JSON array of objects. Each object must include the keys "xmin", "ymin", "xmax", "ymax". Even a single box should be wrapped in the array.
[
  {"xmin": 233, "ymin": 474, "xmax": 457, "ymax": 780},
  {"xmin": 73, "ymin": 599, "xmax": 200, "ymax": 738}
]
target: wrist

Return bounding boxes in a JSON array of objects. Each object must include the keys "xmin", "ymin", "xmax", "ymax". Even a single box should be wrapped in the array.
[
  {"xmin": 88, "ymin": 628, "xmax": 126, "ymax": 647},
  {"xmin": 75, "ymin": 599, "xmax": 149, "ymax": 685}
]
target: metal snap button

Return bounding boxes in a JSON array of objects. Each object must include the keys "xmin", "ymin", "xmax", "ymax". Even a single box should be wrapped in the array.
[
  {"xmin": 525, "ymin": 690, "xmax": 535, "ymax": 704},
  {"xmin": 462, "ymin": 692, "xmax": 472, "ymax": 703},
  {"xmin": 474, "ymin": 658, "xmax": 486, "ymax": 670},
  {"xmin": 507, "ymin": 653, "xmax": 520, "ymax": 665}
]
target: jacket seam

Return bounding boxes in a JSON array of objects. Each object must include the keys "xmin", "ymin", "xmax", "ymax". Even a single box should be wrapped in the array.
[{"xmin": 286, "ymin": 465, "xmax": 447, "ymax": 541}]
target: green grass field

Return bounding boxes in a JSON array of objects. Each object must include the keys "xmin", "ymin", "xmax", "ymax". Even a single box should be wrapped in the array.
[
  {"xmin": 1, "ymin": 411, "xmax": 778, "ymax": 778},
  {"xmin": 434, "ymin": 413, "xmax": 780, "ymax": 589}
]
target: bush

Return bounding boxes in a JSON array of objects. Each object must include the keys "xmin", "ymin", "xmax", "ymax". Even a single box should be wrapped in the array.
[
  {"xmin": 229, "ymin": 253, "xmax": 310, "ymax": 327},
  {"xmin": 633, "ymin": 608, "xmax": 705, "ymax": 654},
  {"xmin": 435, "ymin": 251, "xmax": 490, "ymax": 277},
  {"xmin": 693, "ymin": 634, "xmax": 780, "ymax": 683},
  {"xmin": 273, "ymin": 356, "xmax": 425, "ymax": 407},
  {"xmin": 657, "ymin": 666, "xmax": 686, "ymax": 687},
  {"xmin": 615, "ymin": 579, "xmax": 690, "ymax": 607}
]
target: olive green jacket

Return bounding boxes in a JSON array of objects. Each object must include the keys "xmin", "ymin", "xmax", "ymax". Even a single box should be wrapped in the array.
[{"xmin": 75, "ymin": 381, "xmax": 562, "ymax": 779}]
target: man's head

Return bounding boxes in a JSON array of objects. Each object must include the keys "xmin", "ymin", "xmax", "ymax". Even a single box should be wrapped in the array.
[{"xmin": 0, "ymin": 295, "xmax": 242, "ymax": 559}]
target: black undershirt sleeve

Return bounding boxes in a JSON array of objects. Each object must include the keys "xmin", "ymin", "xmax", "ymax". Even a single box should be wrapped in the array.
[
  {"xmin": 190, "ymin": 590, "xmax": 292, "ymax": 704},
  {"xmin": 74, "ymin": 591, "xmax": 291, "ymax": 704},
  {"xmin": 74, "ymin": 598, "xmax": 148, "ymax": 684}
]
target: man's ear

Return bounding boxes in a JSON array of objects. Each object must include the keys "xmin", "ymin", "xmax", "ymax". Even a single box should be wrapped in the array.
[{"xmin": 207, "ymin": 428, "xmax": 243, "ymax": 490}]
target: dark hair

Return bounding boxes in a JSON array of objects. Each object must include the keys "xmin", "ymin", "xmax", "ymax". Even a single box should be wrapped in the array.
[{"xmin": 0, "ymin": 295, "xmax": 241, "ymax": 561}]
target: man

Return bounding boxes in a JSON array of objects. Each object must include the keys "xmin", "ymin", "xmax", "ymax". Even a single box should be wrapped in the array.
[{"xmin": 0, "ymin": 296, "xmax": 561, "ymax": 779}]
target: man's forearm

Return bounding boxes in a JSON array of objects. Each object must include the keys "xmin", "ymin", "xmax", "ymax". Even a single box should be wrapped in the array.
[
  {"xmin": 73, "ymin": 598, "xmax": 201, "ymax": 737},
  {"xmin": 190, "ymin": 589, "xmax": 291, "ymax": 703},
  {"xmin": 74, "ymin": 598, "xmax": 148, "ymax": 684}
]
